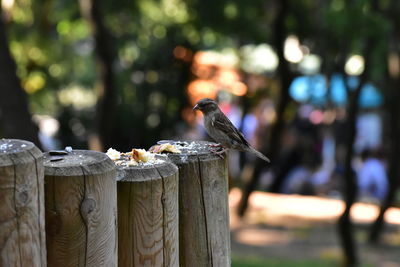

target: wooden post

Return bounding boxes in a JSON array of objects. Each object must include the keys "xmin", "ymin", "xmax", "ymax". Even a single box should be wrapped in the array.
[
  {"xmin": 0, "ymin": 139, "xmax": 46, "ymax": 267},
  {"xmin": 117, "ymin": 160, "xmax": 179, "ymax": 267},
  {"xmin": 44, "ymin": 150, "xmax": 117, "ymax": 267},
  {"xmin": 162, "ymin": 141, "xmax": 231, "ymax": 267}
]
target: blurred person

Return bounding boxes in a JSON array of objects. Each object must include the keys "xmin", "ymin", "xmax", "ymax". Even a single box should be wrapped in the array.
[
  {"xmin": 280, "ymin": 134, "xmax": 322, "ymax": 195},
  {"xmin": 34, "ymin": 115, "xmax": 61, "ymax": 151},
  {"xmin": 242, "ymin": 112, "xmax": 258, "ymax": 147},
  {"xmin": 268, "ymin": 127, "xmax": 302, "ymax": 192},
  {"xmin": 354, "ymin": 112, "xmax": 382, "ymax": 154},
  {"xmin": 252, "ymin": 99, "xmax": 275, "ymax": 151},
  {"xmin": 269, "ymin": 105, "xmax": 323, "ymax": 193},
  {"xmin": 356, "ymin": 149, "xmax": 388, "ymax": 201},
  {"xmin": 308, "ymin": 128, "xmax": 337, "ymax": 194}
]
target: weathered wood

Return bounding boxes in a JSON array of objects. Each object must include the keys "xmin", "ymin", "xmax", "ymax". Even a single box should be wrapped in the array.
[
  {"xmin": 117, "ymin": 160, "xmax": 179, "ymax": 267},
  {"xmin": 44, "ymin": 150, "xmax": 117, "ymax": 267},
  {"xmin": 0, "ymin": 139, "xmax": 46, "ymax": 267},
  {"xmin": 163, "ymin": 141, "xmax": 230, "ymax": 267}
]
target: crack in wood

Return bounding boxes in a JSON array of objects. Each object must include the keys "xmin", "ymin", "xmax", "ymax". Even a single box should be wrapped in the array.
[
  {"xmin": 155, "ymin": 166, "xmax": 167, "ymax": 267},
  {"xmin": 79, "ymin": 165, "xmax": 89, "ymax": 266},
  {"xmin": 129, "ymin": 182, "xmax": 135, "ymax": 266},
  {"xmin": 9, "ymin": 155, "xmax": 23, "ymax": 267},
  {"xmin": 27, "ymin": 149, "xmax": 44, "ymax": 266},
  {"xmin": 196, "ymin": 157, "xmax": 213, "ymax": 267}
]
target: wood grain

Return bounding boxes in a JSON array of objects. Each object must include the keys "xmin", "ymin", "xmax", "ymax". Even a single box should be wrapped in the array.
[
  {"xmin": 117, "ymin": 161, "xmax": 179, "ymax": 267},
  {"xmin": 0, "ymin": 139, "xmax": 46, "ymax": 267},
  {"xmin": 166, "ymin": 141, "xmax": 231, "ymax": 267},
  {"xmin": 44, "ymin": 150, "xmax": 117, "ymax": 267}
]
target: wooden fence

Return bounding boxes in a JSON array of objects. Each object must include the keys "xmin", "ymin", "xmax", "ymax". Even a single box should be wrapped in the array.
[
  {"xmin": 0, "ymin": 139, "xmax": 46, "ymax": 266},
  {"xmin": 0, "ymin": 139, "xmax": 230, "ymax": 267},
  {"xmin": 164, "ymin": 141, "xmax": 230, "ymax": 267}
]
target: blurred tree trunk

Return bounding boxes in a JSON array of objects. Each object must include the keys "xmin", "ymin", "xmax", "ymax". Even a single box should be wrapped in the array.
[
  {"xmin": 0, "ymin": 17, "xmax": 41, "ymax": 148},
  {"xmin": 369, "ymin": 52, "xmax": 400, "ymax": 244},
  {"xmin": 369, "ymin": 8, "xmax": 400, "ymax": 243},
  {"xmin": 337, "ymin": 1, "xmax": 381, "ymax": 263},
  {"xmin": 237, "ymin": 0, "xmax": 294, "ymax": 216},
  {"xmin": 337, "ymin": 82, "xmax": 360, "ymax": 267},
  {"xmin": 338, "ymin": 36, "xmax": 375, "ymax": 267},
  {"xmin": 79, "ymin": 0, "xmax": 118, "ymax": 151}
]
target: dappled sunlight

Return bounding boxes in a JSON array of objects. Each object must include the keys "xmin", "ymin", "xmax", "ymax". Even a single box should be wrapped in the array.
[
  {"xmin": 230, "ymin": 189, "xmax": 400, "ymax": 264},
  {"xmin": 234, "ymin": 228, "xmax": 291, "ymax": 246},
  {"xmin": 229, "ymin": 188, "xmax": 400, "ymax": 227}
]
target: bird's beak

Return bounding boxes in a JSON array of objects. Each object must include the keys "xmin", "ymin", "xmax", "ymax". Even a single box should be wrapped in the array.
[{"xmin": 193, "ymin": 104, "xmax": 199, "ymax": 111}]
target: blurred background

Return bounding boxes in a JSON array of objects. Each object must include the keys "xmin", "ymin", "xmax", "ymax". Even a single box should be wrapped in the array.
[{"xmin": 1, "ymin": 0, "xmax": 400, "ymax": 265}]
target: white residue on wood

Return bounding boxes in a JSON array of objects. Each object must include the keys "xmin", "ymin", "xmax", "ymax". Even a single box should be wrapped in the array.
[{"xmin": 0, "ymin": 141, "xmax": 14, "ymax": 152}]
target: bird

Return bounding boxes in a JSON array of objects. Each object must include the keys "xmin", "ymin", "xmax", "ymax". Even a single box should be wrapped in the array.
[{"xmin": 193, "ymin": 98, "xmax": 270, "ymax": 162}]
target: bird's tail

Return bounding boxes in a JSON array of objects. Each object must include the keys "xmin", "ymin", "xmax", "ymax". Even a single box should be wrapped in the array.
[{"xmin": 248, "ymin": 146, "xmax": 270, "ymax": 162}]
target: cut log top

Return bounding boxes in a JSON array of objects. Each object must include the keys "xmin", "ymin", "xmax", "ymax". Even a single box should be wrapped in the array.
[
  {"xmin": 116, "ymin": 158, "xmax": 178, "ymax": 182},
  {"xmin": 157, "ymin": 140, "xmax": 222, "ymax": 163},
  {"xmin": 0, "ymin": 139, "xmax": 42, "ymax": 166},
  {"xmin": 43, "ymin": 149, "xmax": 115, "ymax": 177}
]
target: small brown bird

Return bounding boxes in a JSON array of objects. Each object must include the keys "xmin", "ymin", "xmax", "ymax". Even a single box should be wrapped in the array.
[{"xmin": 193, "ymin": 98, "xmax": 270, "ymax": 162}]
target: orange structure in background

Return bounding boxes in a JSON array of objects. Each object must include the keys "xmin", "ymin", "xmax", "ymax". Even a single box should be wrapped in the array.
[{"xmin": 183, "ymin": 49, "xmax": 248, "ymax": 106}]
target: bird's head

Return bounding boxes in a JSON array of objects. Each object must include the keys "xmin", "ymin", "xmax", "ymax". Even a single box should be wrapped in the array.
[{"xmin": 193, "ymin": 98, "xmax": 219, "ymax": 114}]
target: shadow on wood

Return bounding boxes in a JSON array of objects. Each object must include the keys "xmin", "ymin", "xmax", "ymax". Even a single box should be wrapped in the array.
[
  {"xmin": 0, "ymin": 139, "xmax": 46, "ymax": 266},
  {"xmin": 44, "ymin": 150, "xmax": 117, "ymax": 267}
]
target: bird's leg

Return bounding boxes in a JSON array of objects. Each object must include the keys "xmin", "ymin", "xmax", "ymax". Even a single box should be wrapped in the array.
[
  {"xmin": 211, "ymin": 149, "xmax": 226, "ymax": 159},
  {"xmin": 207, "ymin": 143, "xmax": 228, "ymax": 158}
]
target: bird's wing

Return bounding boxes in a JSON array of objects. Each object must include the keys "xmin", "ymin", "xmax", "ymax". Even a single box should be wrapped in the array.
[{"xmin": 212, "ymin": 112, "xmax": 250, "ymax": 147}]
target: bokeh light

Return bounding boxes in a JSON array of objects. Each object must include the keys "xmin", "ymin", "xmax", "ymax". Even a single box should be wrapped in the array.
[
  {"xmin": 284, "ymin": 35, "xmax": 304, "ymax": 63},
  {"xmin": 345, "ymin": 55, "xmax": 365, "ymax": 76},
  {"xmin": 240, "ymin": 44, "xmax": 279, "ymax": 74}
]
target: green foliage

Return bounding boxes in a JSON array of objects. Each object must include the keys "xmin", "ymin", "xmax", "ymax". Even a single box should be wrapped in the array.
[
  {"xmin": 232, "ymin": 255, "xmax": 338, "ymax": 267},
  {"xmin": 323, "ymin": 0, "xmax": 390, "ymax": 46},
  {"xmin": 3, "ymin": 0, "xmax": 396, "ymax": 148}
]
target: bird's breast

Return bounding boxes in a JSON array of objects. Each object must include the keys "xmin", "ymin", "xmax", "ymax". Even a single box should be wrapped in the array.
[{"xmin": 204, "ymin": 115, "xmax": 230, "ymax": 147}]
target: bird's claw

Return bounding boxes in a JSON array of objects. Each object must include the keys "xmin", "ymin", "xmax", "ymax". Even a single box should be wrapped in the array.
[
  {"xmin": 211, "ymin": 150, "xmax": 225, "ymax": 159},
  {"xmin": 208, "ymin": 144, "xmax": 228, "ymax": 159}
]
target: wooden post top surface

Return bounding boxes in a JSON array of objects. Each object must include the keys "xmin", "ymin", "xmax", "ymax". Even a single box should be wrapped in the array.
[
  {"xmin": 43, "ymin": 149, "xmax": 115, "ymax": 177},
  {"xmin": 116, "ymin": 157, "xmax": 178, "ymax": 182},
  {"xmin": 156, "ymin": 140, "xmax": 223, "ymax": 163},
  {"xmin": 0, "ymin": 139, "xmax": 42, "ymax": 166}
]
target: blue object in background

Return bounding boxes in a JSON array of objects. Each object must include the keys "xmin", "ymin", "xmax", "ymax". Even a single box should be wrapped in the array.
[
  {"xmin": 359, "ymin": 83, "xmax": 384, "ymax": 108},
  {"xmin": 289, "ymin": 74, "xmax": 383, "ymax": 108},
  {"xmin": 289, "ymin": 75, "xmax": 327, "ymax": 105}
]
